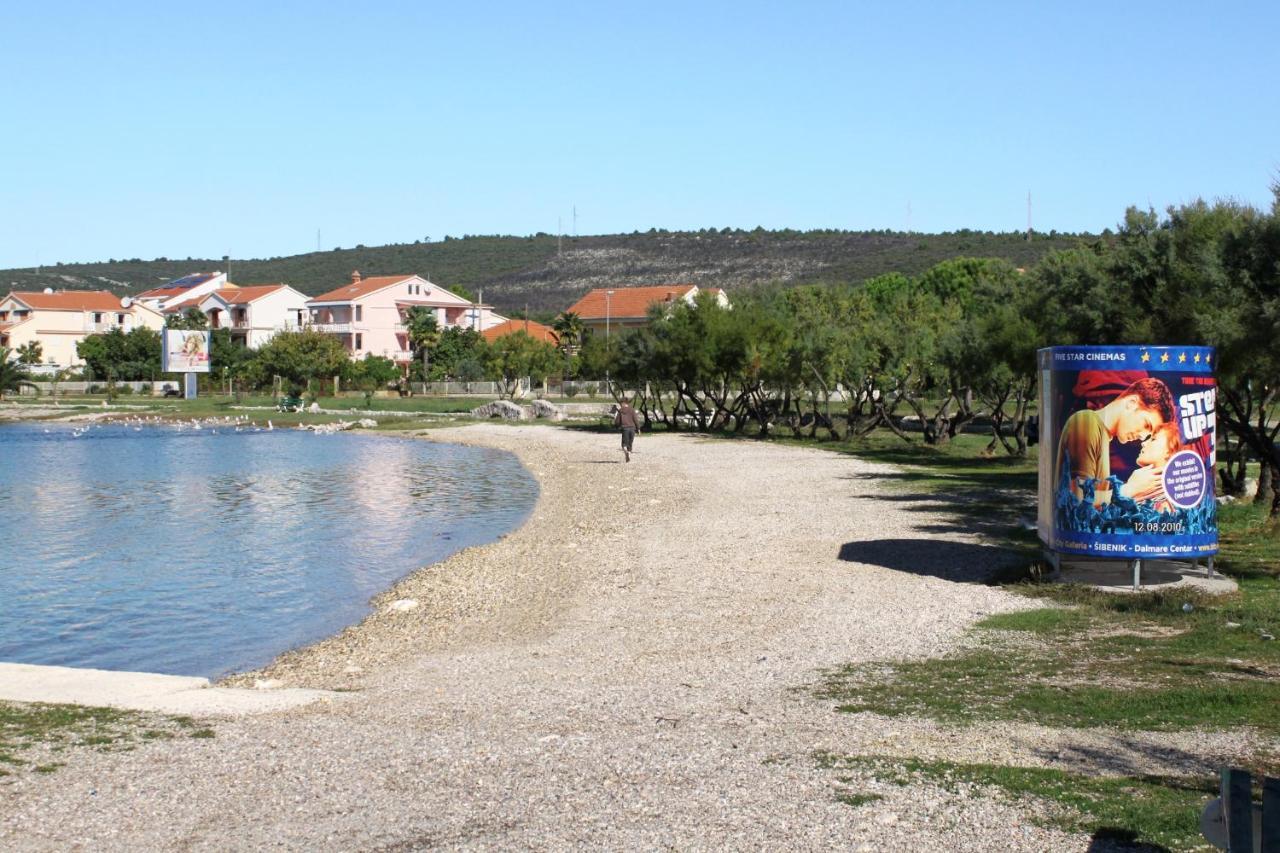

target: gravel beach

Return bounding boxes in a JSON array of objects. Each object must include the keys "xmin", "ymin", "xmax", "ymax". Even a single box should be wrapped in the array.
[{"xmin": 0, "ymin": 425, "xmax": 1258, "ymax": 850}]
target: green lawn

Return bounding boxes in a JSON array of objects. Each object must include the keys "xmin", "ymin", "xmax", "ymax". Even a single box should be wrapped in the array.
[
  {"xmin": 798, "ymin": 431, "xmax": 1278, "ymax": 850},
  {"xmin": 816, "ymin": 752, "xmax": 1218, "ymax": 851}
]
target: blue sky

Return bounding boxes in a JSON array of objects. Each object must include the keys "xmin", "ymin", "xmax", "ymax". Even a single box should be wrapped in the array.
[{"xmin": 1, "ymin": 1, "xmax": 1277, "ymax": 268}]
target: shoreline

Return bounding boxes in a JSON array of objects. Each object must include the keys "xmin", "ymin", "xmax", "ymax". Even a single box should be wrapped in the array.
[
  {"xmin": 3, "ymin": 423, "xmax": 1265, "ymax": 850},
  {"xmin": 219, "ymin": 423, "xmax": 581, "ymax": 690}
]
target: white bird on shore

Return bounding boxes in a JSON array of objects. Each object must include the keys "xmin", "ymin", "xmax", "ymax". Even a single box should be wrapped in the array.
[{"xmin": 267, "ymin": 420, "xmax": 273, "ymax": 431}]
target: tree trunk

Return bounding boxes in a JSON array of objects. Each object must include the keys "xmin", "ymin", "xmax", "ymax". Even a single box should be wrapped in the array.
[{"xmin": 1257, "ymin": 462, "xmax": 1274, "ymax": 506}]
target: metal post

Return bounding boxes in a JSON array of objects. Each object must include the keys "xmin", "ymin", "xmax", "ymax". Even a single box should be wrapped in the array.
[
  {"xmin": 1223, "ymin": 767, "xmax": 1254, "ymax": 852},
  {"xmin": 1263, "ymin": 775, "xmax": 1280, "ymax": 852},
  {"xmin": 1131, "ymin": 558, "xmax": 1142, "ymax": 592},
  {"xmin": 184, "ymin": 372, "xmax": 196, "ymax": 400},
  {"xmin": 1206, "ymin": 556, "xmax": 1216, "ymax": 578},
  {"xmin": 605, "ymin": 289, "xmax": 613, "ymax": 394}
]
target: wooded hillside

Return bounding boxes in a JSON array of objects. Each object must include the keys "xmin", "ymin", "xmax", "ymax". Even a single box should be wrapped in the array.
[{"xmin": 1, "ymin": 228, "xmax": 1091, "ymax": 316}]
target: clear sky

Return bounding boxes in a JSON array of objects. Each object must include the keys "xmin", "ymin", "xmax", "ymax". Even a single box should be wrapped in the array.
[{"xmin": 2, "ymin": 0, "xmax": 1277, "ymax": 268}]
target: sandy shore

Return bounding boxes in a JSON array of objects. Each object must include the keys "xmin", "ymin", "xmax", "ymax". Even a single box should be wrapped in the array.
[{"xmin": 0, "ymin": 425, "xmax": 1260, "ymax": 850}]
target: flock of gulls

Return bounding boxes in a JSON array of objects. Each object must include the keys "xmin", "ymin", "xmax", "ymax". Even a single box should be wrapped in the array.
[{"xmin": 53, "ymin": 414, "xmax": 277, "ymax": 438}]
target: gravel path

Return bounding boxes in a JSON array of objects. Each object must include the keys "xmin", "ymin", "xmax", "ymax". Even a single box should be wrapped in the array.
[{"xmin": 0, "ymin": 426, "xmax": 1255, "ymax": 850}]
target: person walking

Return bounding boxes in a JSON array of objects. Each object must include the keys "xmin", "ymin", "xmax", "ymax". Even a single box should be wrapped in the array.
[{"xmin": 614, "ymin": 396, "xmax": 641, "ymax": 462}]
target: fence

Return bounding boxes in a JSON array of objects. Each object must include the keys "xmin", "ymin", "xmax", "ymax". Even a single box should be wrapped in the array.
[
  {"xmin": 19, "ymin": 381, "xmax": 174, "ymax": 396},
  {"xmin": 1202, "ymin": 768, "xmax": 1279, "ymax": 850}
]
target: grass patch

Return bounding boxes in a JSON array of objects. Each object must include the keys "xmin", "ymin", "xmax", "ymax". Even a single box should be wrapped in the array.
[
  {"xmin": 0, "ymin": 701, "xmax": 214, "ymax": 775},
  {"xmin": 812, "ymin": 433, "xmax": 1280, "ymax": 735},
  {"xmin": 817, "ymin": 753, "xmax": 1215, "ymax": 851},
  {"xmin": 834, "ymin": 791, "xmax": 883, "ymax": 808}
]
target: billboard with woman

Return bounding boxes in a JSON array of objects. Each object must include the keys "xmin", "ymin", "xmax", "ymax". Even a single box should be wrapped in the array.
[{"xmin": 1037, "ymin": 345, "xmax": 1217, "ymax": 559}]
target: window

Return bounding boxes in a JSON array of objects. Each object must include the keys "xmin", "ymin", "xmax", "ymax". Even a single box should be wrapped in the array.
[
  {"xmin": 355, "ymin": 333, "xmax": 363, "ymax": 350},
  {"xmin": 116, "ymin": 313, "xmax": 125, "ymax": 324},
  {"xmin": 93, "ymin": 313, "xmax": 102, "ymax": 323},
  {"xmin": 355, "ymin": 305, "xmax": 363, "ymax": 322}
]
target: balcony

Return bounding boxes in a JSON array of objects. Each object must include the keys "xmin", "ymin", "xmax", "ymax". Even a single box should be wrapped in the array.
[
  {"xmin": 311, "ymin": 322, "xmax": 353, "ymax": 333},
  {"xmin": 390, "ymin": 350, "xmax": 415, "ymax": 362}
]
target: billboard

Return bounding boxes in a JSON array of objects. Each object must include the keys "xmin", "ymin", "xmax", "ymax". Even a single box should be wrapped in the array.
[
  {"xmin": 161, "ymin": 329, "xmax": 211, "ymax": 373},
  {"xmin": 1037, "ymin": 345, "xmax": 1217, "ymax": 559}
]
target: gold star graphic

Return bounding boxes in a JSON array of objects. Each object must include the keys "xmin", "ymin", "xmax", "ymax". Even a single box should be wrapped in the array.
[
  {"xmin": 1178, "ymin": 352, "xmax": 1187, "ymax": 363},
  {"xmin": 1141, "ymin": 351, "xmax": 1151, "ymax": 363},
  {"xmin": 1206, "ymin": 353, "xmax": 1212, "ymax": 364},
  {"xmin": 1160, "ymin": 352, "xmax": 1170, "ymax": 363},
  {"xmin": 1194, "ymin": 353, "xmax": 1201, "ymax": 363}
]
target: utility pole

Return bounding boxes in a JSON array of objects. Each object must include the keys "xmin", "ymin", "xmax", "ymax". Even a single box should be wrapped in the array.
[
  {"xmin": 1027, "ymin": 191, "xmax": 1033, "ymax": 237},
  {"xmin": 906, "ymin": 200, "xmax": 912, "ymax": 234},
  {"xmin": 316, "ymin": 228, "xmax": 321, "ymax": 252}
]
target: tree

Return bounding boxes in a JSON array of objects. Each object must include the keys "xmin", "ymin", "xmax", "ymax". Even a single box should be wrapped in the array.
[
  {"xmin": 427, "ymin": 326, "xmax": 484, "ymax": 380},
  {"xmin": 253, "ymin": 329, "xmax": 350, "ymax": 394},
  {"xmin": 76, "ymin": 327, "xmax": 161, "ymax": 382},
  {"xmin": 166, "ymin": 308, "xmax": 208, "ymax": 330},
  {"xmin": 482, "ymin": 332, "xmax": 560, "ymax": 399},
  {"xmin": 552, "ymin": 311, "xmax": 586, "ymax": 353},
  {"xmin": 15, "ymin": 341, "xmax": 42, "ymax": 365},
  {"xmin": 344, "ymin": 354, "xmax": 400, "ymax": 407},
  {"xmin": 404, "ymin": 306, "xmax": 440, "ymax": 382},
  {"xmin": 0, "ymin": 348, "xmax": 35, "ymax": 400}
]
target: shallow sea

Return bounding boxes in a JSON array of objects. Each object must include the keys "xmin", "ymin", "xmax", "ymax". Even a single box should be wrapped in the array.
[{"xmin": 0, "ymin": 421, "xmax": 537, "ymax": 678}]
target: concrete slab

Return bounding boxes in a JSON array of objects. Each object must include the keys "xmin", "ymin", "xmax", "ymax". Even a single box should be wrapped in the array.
[
  {"xmin": 0, "ymin": 662, "xmax": 340, "ymax": 717},
  {"xmin": 1059, "ymin": 558, "xmax": 1238, "ymax": 594}
]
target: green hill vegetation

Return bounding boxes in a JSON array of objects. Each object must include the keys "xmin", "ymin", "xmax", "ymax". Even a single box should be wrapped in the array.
[{"xmin": 0, "ymin": 228, "xmax": 1090, "ymax": 316}]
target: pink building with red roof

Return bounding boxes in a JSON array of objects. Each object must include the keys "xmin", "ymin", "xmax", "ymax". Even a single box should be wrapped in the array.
[{"xmin": 307, "ymin": 272, "xmax": 503, "ymax": 366}]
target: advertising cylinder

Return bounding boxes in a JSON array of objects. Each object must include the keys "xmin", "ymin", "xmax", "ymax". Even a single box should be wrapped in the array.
[{"xmin": 1037, "ymin": 345, "xmax": 1217, "ymax": 559}]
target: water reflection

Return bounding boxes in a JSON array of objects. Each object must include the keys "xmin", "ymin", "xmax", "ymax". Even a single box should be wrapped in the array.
[{"xmin": 0, "ymin": 423, "xmax": 537, "ymax": 678}]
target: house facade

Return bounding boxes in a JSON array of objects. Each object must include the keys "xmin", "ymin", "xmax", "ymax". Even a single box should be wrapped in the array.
[
  {"xmin": 0, "ymin": 290, "xmax": 165, "ymax": 370},
  {"xmin": 565, "ymin": 284, "xmax": 729, "ymax": 335},
  {"xmin": 307, "ymin": 272, "xmax": 503, "ymax": 366},
  {"xmin": 193, "ymin": 284, "xmax": 309, "ymax": 348}
]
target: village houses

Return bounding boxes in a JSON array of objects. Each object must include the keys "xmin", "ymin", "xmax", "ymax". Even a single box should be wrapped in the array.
[
  {"xmin": 0, "ymin": 289, "xmax": 164, "ymax": 371},
  {"xmin": 565, "ymin": 284, "xmax": 728, "ymax": 335}
]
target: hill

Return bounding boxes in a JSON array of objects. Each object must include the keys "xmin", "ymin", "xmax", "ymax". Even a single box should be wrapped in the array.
[{"xmin": 0, "ymin": 229, "xmax": 1093, "ymax": 316}]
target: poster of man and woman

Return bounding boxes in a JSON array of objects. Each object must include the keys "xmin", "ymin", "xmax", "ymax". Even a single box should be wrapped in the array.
[{"xmin": 1037, "ymin": 345, "xmax": 1217, "ymax": 559}]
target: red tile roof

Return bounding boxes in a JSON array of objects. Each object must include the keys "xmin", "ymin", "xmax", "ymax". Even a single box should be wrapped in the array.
[
  {"xmin": 481, "ymin": 319, "xmax": 559, "ymax": 345},
  {"xmin": 163, "ymin": 295, "xmax": 206, "ymax": 314},
  {"xmin": 566, "ymin": 285, "xmax": 697, "ymax": 320},
  {"xmin": 309, "ymin": 275, "xmax": 413, "ymax": 304},
  {"xmin": 8, "ymin": 290, "xmax": 126, "ymax": 311},
  {"xmin": 216, "ymin": 284, "xmax": 286, "ymax": 305}
]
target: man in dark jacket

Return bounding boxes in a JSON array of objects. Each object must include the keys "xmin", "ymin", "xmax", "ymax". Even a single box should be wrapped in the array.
[{"xmin": 614, "ymin": 397, "xmax": 641, "ymax": 462}]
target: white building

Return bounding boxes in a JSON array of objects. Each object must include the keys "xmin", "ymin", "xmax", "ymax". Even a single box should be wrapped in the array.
[
  {"xmin": 193, "ymin": 284, "xmax": 309, "ymax": 348},
  {"xmin": 134, "ymin": 272, "xmax": 229, "ymax": 312}
]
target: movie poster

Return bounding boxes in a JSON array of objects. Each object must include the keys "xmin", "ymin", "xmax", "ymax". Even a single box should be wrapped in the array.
[
  {"xmin": 161, "ymin": 329, "xmax": 211, "ymax": 373},
  {"xmin": 1036, "ymin": 345, "xmax": 1217, "ymax": 559}
]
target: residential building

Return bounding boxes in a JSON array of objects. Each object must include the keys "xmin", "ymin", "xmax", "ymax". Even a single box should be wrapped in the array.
[
  {"xmin": 565, "ymin": 284, "xmax": 730, "ymax": 335},
  {"xmin": 307, "ymin": 271, "xmax": 503, "ymax": 366},
  {"xmin": 0, "ymin": 290, "xmax": 164, "ymax": 370},
  {"xmin": 134, "ymin": 272, "xmax": 229, "ymax": 312},
  {"xmin": 165, "ymin": 284, "xmax": 309, "ymax": 348},
  {"xmin": 480, "ymin": 318, "xmax": 559, "ymax": 346}
]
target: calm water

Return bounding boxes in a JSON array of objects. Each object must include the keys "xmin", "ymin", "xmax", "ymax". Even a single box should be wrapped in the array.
[{"xmin": 0, "ymin": 422, "xmax": 537, "ymax": 678}]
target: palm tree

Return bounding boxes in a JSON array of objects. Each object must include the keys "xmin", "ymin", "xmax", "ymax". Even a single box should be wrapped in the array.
[
  {"xmin": 404, "ymin": 306, "xmax": 441, "ymax": 381},
  {"xmin": 552, "ymin": 311, "xmax": 585, "ymax": 354},
  {"xmin": 0, "ymin": 347, "xmax": 35, "ymax": 401}
]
